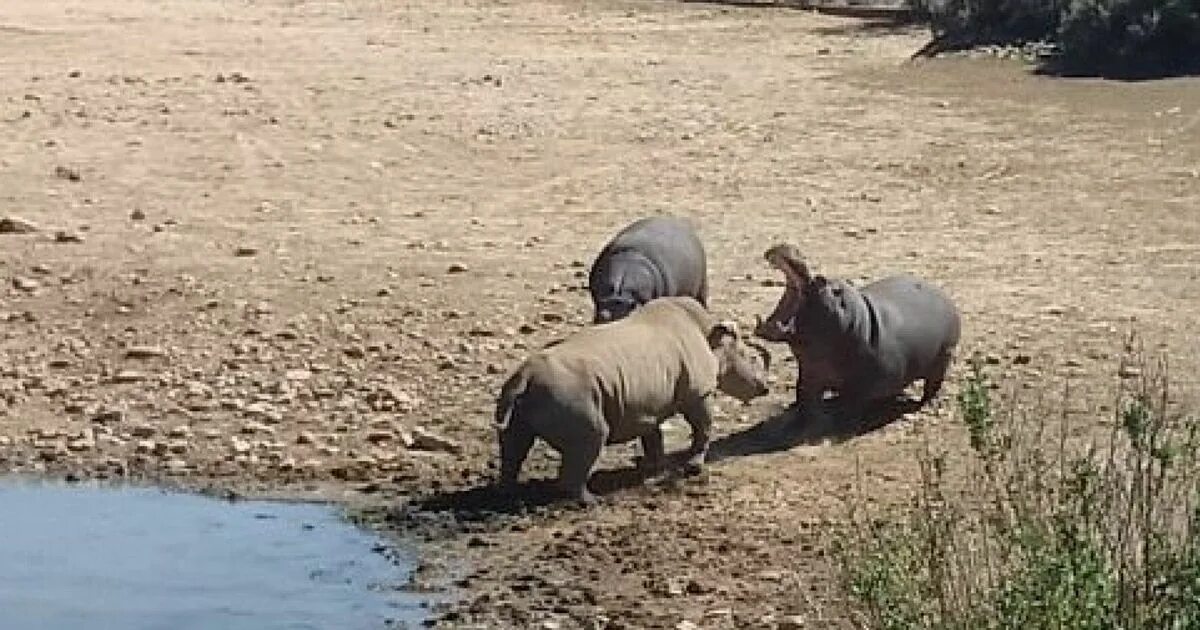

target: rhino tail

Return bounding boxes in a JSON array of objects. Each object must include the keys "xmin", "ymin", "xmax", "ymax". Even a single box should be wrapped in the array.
[{"xmin": 495, "ymin": 366, "xmax": 532, "ymax": 430}]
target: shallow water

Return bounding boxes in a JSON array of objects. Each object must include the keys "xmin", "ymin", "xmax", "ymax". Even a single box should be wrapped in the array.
[{"xmin": 0, "ymin": 478, "xmax": 426, "ymax": 630}]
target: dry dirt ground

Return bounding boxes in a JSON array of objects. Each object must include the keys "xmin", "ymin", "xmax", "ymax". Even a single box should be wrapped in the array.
[{"xmin": 2, "ymin": 0, "xmax": 1199, "ymax": 628}]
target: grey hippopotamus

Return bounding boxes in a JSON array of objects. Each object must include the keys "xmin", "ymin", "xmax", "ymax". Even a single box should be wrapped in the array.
[
  {"xmin": 588, "ymin": 215, "xmax": 708, "ymax": 324},
  {"xmin": 494, "ymin": 297, "xmax": 771, "ymax": 504},
  {"xmin": 754, "ymin": 244, "xmax": 961, "ymax": 421}
]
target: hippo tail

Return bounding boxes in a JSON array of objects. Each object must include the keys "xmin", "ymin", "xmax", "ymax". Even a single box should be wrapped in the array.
[{"xmin": 495, "ymin": 366, "xmax": 532, "ymax": 430}]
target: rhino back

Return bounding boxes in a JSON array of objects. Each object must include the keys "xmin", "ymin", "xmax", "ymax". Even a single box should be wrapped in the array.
[{"xmin": 542, "ymin": 301, "xmax": 718, "ymax": 426}]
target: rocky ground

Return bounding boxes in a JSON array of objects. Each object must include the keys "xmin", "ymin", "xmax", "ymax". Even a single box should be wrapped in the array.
[{"xmin": 2, "ymin": 0, "xmax": 1198, "ymax": 628}]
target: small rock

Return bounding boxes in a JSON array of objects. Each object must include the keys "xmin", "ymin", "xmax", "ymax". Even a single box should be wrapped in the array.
[
  {"xmin": 130, "ymin": 424, "xmax": 157, "ymax": 438},
  {"xmin": 91, "ymin": 409, "xmax": 124, "ymax": 424},
  {"xmin": 778, "ymin": 615, "xmax": 806, "ymax": 630},
  {"xmin": 0, "ymin": 436, "xmax": 11, "ymax": 447},
  {"xmin": 54, "ymin": 230, "xmax": 84, "ymax": 244},
  {"xmin": 130, "ymin": 209, "xmax": 146, "ymax": 221},
  {"xmin": 166, "ymin": 426, "xmax": 191, "ymax": 439},
  {"xmin": 134, "ymin": 439, "xmax": 157, "ymax": 454},
  {"xmin": 234, "ymin": 245, "xmax": 259, "ymax": 257},
  {"xmin": 1012, "ymin": 354, "xmax": 1032, "ymax": 366},
  {"xmin": 366, "ymin": 430, "xmax": 394, "ymax": 444},
  {"xmin": 230, "ymin": 437, "xmax": 252, "ymax": 454},
  {"xmin": 296, "ymin": 431, "xmax": 316, "ymax": 445},
  {"xmin": 66, "ymin": 438, "xmax": 94, "ymax": 452},
  {"xmin": 447, "ymin": 263, "xmax": 469, "ymax": 274},
  {"xmin": 1043, "ymin": 305, "xmax": 1067, "ymax": 316},
  {"xmin": 124, "ymin": 345, "xmax": 167, "ymax": 359},
  {"xmin": 12, "ymin": 277, "xmax": 40, "ymax": 292},
  {"xmin": 113, "ymin": 370, "xmax": 147, "ymax": 384},
  {"xmin": 1118, "ymin": 365, "xmax": 1141, "ymax": 380},
  {"xmin": 54, "ymin": 165, "xmax": 81, "ymax": 181},
  {"xmin": 409, "ymin": 427, "xmax": 461, "ymax": 454},
  {"xmin": 0, "ymin": 216, "xmax": 38, "ymax": 234},
  {"xmin": 167, "ymin": 440, "xmax": 189, "ymax": 454}
]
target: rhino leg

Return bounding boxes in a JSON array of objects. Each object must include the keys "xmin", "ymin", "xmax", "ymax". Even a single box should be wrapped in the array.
[
  {"xmin": 681, "ymin": 397, "xmax": 715, "ymax": 474},
  {"xmin": 498, "ymin": 423, "xmax": 536, "ymax": 489},
  {"xmin": 920, "ymin": 350, "xmax": 953, "ymax": 404},
  {"xmin": 638, "ymin": 426, "xmax": 666, "ymax": 477},
  {"xmin": 555, "ymin": 421, "xmax": 607, "ymax": 506}
]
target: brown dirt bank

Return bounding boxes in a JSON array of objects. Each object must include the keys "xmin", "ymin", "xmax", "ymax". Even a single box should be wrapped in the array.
[{"xmin": 1, "ymin": 0, "xmax": 1197, "ymax": 627}]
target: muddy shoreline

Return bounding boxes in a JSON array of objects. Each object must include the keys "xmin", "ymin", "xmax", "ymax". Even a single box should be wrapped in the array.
[{"xmin": 2, "ymin": 0, "xmax": 1198, "ymax": 627}]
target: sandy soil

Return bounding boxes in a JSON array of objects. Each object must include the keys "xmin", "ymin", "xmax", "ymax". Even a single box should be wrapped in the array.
[{"xmin": 2, "ymin": 0, "xmax": 1199, "ymax": 628}]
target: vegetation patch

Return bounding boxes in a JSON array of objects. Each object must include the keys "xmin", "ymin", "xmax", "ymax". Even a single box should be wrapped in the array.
[
  {"xmin": 838, "ymin": 339, "xmax": 1200, "ymax": 628},
  {"xmin": 909, "ymin": 0, "xmax": 1200, "ymax": 78}
]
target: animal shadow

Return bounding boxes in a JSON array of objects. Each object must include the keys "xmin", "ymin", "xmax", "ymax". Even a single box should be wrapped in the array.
[
  {"xmin": 708, "ymin": 396, "xmax": 925, "ymax": 462},
  {"xmin": 398, "ymin": 454, "xmax": 699, "ymax": 524}
]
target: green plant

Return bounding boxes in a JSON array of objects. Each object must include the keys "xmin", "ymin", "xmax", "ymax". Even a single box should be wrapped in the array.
[
  {"xmin": 907, "ymin": 0, "xmax": 1200, "ymax": 76},
  {"xmin": 837, "ymin": 341, "xmax": 1200, "ymax": 629}
]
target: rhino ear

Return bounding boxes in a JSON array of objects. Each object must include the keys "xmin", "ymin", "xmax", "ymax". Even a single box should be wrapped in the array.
[{"xmin": 708, "ymin": 320, "xmax": 739, "ymax": 347}]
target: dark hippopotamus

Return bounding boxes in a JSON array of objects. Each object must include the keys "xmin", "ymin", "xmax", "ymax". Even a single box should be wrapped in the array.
[
  {"xmin": 588, "ymin": 216, "xmax": 708, "ymax": 324},
  {"xmin": 753, "ymin": 243, "xmax": 961, "ymax": 421}
]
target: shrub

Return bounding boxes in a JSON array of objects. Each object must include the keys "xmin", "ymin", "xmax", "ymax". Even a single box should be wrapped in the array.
[
  {"xmin": 837, "ymin": 342, "xmax": 1200, "ymax": 629},
  {"xmin": 1057, "ymin": 0, "xmax": 1200, "ymax": 75},
  {"xmin": 909, "ymin": 0, "xmax": 1200, "ymax": 76}
]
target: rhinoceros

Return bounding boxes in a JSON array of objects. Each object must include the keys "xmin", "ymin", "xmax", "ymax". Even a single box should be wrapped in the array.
[
  {"xmin": 754, "ymin": 243, "xmax": 961, "ymax": 422},
  {"xmin": 588, "ymin": 216, "xmax": 708, "ymax": 324},
  {"xmin": 494, "ymin": 296, "xmax": 770, "ymax": 504}
]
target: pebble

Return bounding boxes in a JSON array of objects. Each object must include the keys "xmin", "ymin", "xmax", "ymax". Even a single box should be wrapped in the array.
[
  {"xmin": 54, "ymin": 230, "xmax": 84, "ymax": 243},
  {"xmin": 130, "ymin": 424, "xmax": 157, "ymax": 438},
  {"xmin": 1118, "ymin": 365, "xmax": 1141, "ymax": 379},
  {"xmin": 0, "ymin": 216, "xmax": 39, "ymax": 234},
  {"xmin": 12, "ymin": 277, "xmax": 40, "ymax": 292},
  {"xmin": 134, "ymin": 439, "xmax": 157, "ymax": 454},
  {"xmin": 295, "ymin": 431, "xmax": 316, "ymax": 445},
  {"xmin": 166, "ymin": 426, "xmax": 191, "ymax": 439},
  {"xmin": 447, "ymin": 263, "xmax": 469, "ymax": 274},
  {"xmin": 284, "ymin": 369, "xmax": 312, "ymax": 381},
  {"xmin": 234, "ymin": 245, "xmax": 259, "ymax": 257},
  {"xmin": 113, "ymin": 370, "xmax": 147, "ymax": 384},
  {"xmin": 54, "ymin": 165, "xmax": 81, "ymax": 181},
  {"xmin": 67, "ymin": 438, "xmax": 94, "ymax": 452},
  {"xmin": 125, "ymin": 345, "xmax": 167, "ymax": 359},
  {"xmin": 778, "ymin": 616, "xmax": 806, "ymax": 629},
  {"xmin": 366, "ymin": 430, "xmax": 394, "ymax": 444},
  {"xmin": 408, "ymin": 426, "xmax": 461, "ymax": 454}
]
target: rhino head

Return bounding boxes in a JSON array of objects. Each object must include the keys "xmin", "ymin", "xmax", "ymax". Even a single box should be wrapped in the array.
[{"xmin": 709, "ymin": 320, "xmax": 772, "ymax": 404}]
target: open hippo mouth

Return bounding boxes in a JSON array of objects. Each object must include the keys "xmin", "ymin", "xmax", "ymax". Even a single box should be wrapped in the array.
[{"xmin": 754, "ymin": 244, "xmax": 810, "ymax": 342}]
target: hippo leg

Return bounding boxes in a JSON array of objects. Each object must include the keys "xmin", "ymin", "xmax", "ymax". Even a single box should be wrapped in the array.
[
  {"xmin": 638, "ymin": 426, "xmax": 666, "ymax": 477},
  {"xmin": 680, "ymin": 397, "xmax": 715, "ymax": 474},
  {"xmin": 920, "ymin": 350, "xmax": 953, "ymax": 404},
  {"xmin": 498, "ymin": 423, "xmax": 536, "ymax": 489},
  {"xmin": 555, "ymin": 422, "xmax": 606, "ymax": 506}
]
